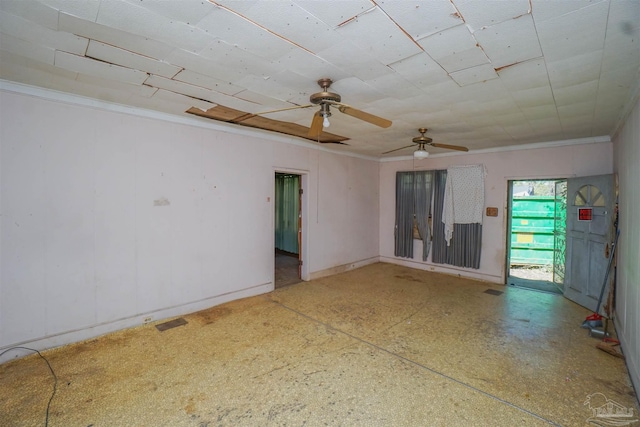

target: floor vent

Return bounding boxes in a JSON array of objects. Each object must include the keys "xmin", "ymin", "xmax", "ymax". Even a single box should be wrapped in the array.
[
  {"xmin": 155, "ymin": 318, "xmax": 188, "ymax": 332},
  {"xmin": 484, "ymin": 289, "xmax": 504, "ymax": 296}
]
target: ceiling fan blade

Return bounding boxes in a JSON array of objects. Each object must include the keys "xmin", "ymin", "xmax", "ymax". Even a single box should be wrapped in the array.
[
  {"xmin": 431, "ymin": 142, "xmax": 469, "ymax": 152},
  {"xmin": 308, "ymin": 112, "xmax": 323, "ymax": 138},
  {"xmin": 336, "ymin": 104, "xmax": 392, "ymax": 128},
  {"xmin": 382, "ymin": 144, "xmax": 414, "ymax": 154}
]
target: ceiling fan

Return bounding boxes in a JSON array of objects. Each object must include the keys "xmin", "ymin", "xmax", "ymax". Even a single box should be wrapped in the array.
[
  {"xmin": 252, "ymin": 78, "xmax": 392, "ymax": 139},
  {"xmin": 382, "ymin": 128, "xmax": 469, "ymax": 158}
]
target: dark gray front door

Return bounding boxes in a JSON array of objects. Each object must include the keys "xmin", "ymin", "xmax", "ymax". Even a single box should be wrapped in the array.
[{"xmin": 564, "ymin": 174, "xmax": 615, "ymax": 311}]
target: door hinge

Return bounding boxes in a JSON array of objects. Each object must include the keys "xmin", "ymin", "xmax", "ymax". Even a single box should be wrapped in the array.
[
  {"xmin": 299, "ymin": 188, "xmax": 303, "ymax": 195},
  {"xmin": 299, "ymin": 260, "xmax": 303, "ymax": 266}
]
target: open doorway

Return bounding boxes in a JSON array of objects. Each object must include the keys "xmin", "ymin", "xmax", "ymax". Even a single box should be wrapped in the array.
[
  {"xmin": 507, "ymin": 179, "xmax": 567, "ymax": 294},
  {"xmin": 275, "ymin": 172, "xmax": 302, "ymax": 288}
]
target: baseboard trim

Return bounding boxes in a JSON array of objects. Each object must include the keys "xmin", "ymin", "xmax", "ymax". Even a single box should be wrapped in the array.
[
  {"xmin": 0, "ymin": 282, "xmax": 273, "ymax": 364},
  {"xmin": 309, "ymin": 257, "xmax": 380, "ymax": 280},
  {"xmin": 614, "ymin": 316, "xmax": 640, "ymax": 407},
  {"xmin": 379, "ymin": 256, "xmax": 502, "ymax": 284}
]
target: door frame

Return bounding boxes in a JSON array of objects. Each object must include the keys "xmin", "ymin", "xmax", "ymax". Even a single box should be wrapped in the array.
[
  {"xmin": 504, "ymin": 177, "xmax": 567, "ymax": 288},
  {"xmin": 273, "ymin": 168, "xmax": 309, "ymax": 284}
]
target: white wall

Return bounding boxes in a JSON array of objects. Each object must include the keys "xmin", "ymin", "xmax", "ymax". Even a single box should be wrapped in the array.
[
  {"xmin": 0, "ymin": 88, "xmax": 380, "ymax": 358},
  {"xmin": 612, "ymin": 95, "xmax": 640, "ymax": 396},
  {"xmin": 2, "ymin": 82, "xmax": 634, "ymax": 395},
  {"xmin": 379, "ymin": 141, "xmax": 614, "ymax": 283}
]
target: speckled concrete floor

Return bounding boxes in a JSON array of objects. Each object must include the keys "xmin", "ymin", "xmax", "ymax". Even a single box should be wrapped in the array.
[{"xmin": 1, "ymin": 263, "xmax": 637, "ymax": 426}]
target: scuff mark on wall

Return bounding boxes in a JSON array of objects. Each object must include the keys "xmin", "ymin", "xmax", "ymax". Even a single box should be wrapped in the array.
[{"xmin": 154, "ymin": 197, "xmax": 171, "ymax": 206}]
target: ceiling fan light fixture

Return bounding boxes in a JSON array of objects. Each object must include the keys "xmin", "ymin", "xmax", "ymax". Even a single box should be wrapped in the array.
[
  {"xmin": 320, "ymin": 102, "xmax": 331, "ymax": 128},
  {"xmin": 414, "ymin": 147, "xmax": 429, "ymax": 159}
]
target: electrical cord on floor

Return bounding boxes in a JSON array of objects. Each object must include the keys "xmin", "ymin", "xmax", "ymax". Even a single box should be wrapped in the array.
[{"xmin": 0, "ymin": 346, "xmax": 57, "ymax": 427}]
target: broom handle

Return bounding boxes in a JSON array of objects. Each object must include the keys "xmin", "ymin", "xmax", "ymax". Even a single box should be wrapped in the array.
[{"xmin": 594, "ymin": 229, "xmax": 620, "ymax": 314}]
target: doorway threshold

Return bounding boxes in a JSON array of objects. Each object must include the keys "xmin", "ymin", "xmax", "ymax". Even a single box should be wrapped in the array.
[{"xmin": 508, "ymin": 276, "xmax": 562, "ymax": 294}]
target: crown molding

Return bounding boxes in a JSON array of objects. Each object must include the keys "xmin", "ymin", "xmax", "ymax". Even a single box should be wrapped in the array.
[
  {"xmin": 379, "ymin": 135, "xmax": 611, "ymax": 162},
  {"xmin": 0, "ymin": 80, "xmax": 380, "ymax": 162},
  {"xmin": 1, "ymin": 80, "xmax": 613, "ymax": 164}
]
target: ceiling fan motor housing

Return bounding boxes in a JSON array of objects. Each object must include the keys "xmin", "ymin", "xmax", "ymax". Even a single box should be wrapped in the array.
[
  {"xmin": 310, "ymin": 92, "xmax": 341, "ymax": 104},
  {"xmin": 412, "ymin": 128, "xmax": 432, "ymax": 145},
  {"xmin": 412, "ymin": 136, "xmax": 433, "ymax": 145},
  {"xmin": 310, "ymin": 78, "xmax": 341, "ymax": 105}
]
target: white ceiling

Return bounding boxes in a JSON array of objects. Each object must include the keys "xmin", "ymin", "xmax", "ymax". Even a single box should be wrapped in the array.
[{"xmin": 1, "ymin": 0, "xmax": 638, "ymax": 157}]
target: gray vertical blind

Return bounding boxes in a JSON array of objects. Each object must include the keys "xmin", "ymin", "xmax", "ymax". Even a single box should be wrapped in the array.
[
  {"xmin": 394, "ymin": 171, "xmax": 435, "ymax": 260},
  {"xmin": 415, "ymin": 171, "xmax": 435, "ymax": 260},
  {"xmin": 395, "ymin": 172, "xmax": 415, "ymax": 258}
]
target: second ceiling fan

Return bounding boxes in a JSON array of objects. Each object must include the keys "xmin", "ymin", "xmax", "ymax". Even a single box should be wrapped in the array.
[{"xmin": 383, "ymin": 128, "xmax": 469, "ymax": 158}]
